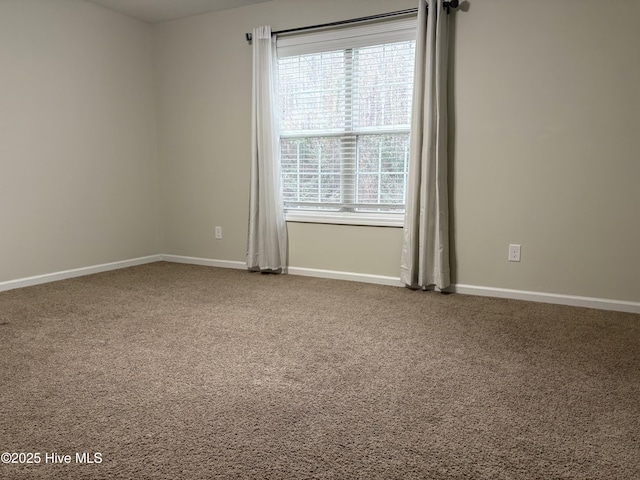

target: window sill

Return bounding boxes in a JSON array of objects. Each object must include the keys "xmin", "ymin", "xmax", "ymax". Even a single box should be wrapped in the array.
[{"xmin": 285, "ymin": 211, "xmax": 404, "ymax": 227}]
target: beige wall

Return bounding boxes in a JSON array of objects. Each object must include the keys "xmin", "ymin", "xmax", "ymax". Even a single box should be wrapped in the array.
[
  {"xmin": 156, "ymin": 0, "xmax": 640, "ymax": 303},
  {"xmin": 154, "ymin": 0, "xmax": 414, "ymax": 277},
  {"xmin": 2, "ymin": 0, "xmax": 638, "ymax": 305},
  {"xmin": 450, "ymin": 0, "xmax": 640, "ymax": 302},
  {"xmin": 0, "ymin": 0, "xmax": 160, "ymax": 282}
]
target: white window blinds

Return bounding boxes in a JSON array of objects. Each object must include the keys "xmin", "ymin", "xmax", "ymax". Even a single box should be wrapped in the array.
[{"xmin": 276, "ymin": 18, "xmax": 416, "ymax": 217}]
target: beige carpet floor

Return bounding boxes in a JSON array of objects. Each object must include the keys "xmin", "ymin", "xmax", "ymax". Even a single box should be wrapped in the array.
[{"xmin": 1, "ymin": 262, "xmax": 638, "ymax": 479}]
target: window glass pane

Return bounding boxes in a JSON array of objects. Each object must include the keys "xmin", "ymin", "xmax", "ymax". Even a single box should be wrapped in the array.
[
  {"xmin": 279, "ymin": 52, "xmax": 345, "ymax": 133},
  {"xmin": 353, "ymin": 42, "xmax": 415, "ymax": 129},
  {"xmin": 356, "ymin": 134, "xmax": 409, "ymax": 207},
  {"xmin": 278, "ymin": 36, "xmax": 415, "ymax": 216},
  {"xmin": 380, "ymin": 174, "xmax": 406, "ymax": 203},
  {"xmin": 281, "ymin": 137, "xmax": 343, "ymax": 206}
]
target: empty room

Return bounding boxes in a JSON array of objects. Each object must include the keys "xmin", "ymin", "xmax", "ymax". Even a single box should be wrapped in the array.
[{"xmin": 1, "ymin": 0, "xmax": 638, "ymax": 478}]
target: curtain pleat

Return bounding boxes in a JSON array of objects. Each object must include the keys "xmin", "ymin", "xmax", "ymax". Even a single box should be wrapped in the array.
[
  {"xmin": 400, "ymin": 0, "xmax": 451, "ymax": 290},
  {"xmin": 247, "ymin": 26, "xmax": 288, "ymax": 272}
]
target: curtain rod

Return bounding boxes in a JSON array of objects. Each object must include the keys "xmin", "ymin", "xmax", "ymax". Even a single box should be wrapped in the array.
[
  {"xmin": 245, "ymin": 2, "xmax": 459, "ymax": 43},
  {"xmin": 245, "ymin": 7, "xmax": 420, "ymax": 44}
]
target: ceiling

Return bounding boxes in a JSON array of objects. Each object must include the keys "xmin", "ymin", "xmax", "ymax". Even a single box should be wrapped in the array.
[{"xmin": 85, "ymin": 0, "xmax": 273, "ymax": 23}]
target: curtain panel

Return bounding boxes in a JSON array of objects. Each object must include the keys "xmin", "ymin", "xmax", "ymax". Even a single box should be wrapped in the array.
[
  {"xmin": 246, "ymin": 26, "xmax": 288, "ymax": 272},
  {"xmin": 400, "ymin": 0, "xmax": 451, "ymax": 290}
]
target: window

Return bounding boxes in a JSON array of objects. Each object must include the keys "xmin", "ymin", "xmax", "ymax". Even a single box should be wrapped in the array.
[{"xmin": 276, "ymin": 19, "xmax": 416, "ymax": 226}]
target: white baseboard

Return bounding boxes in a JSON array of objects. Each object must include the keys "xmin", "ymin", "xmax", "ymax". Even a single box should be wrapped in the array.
[
  {"xmin": 159, "ymin": 256, "xmax": 640, "ymax": 313},
  {"xmin": 0, "ymin": 255, "xmax": 162, "ymax": 293},
  {"xmin": 159, "ymin": 256, "xmax": 402, "ymax": 286},
  {"xmin": 287, "ymin": 266, "xmax": 404, "ymax": 287},
  {"xmin": 453, "ymin": 284, "xmax": 640, "ymax": 314},
  {"xmin": 158, "ymin": 255, "xmax": 402, "ymax": 287},
  {"xmin": 2, "ymin": 255, "xmax": 638, "ymax": 314},
  {"xmin": 160, "ymin": 255, "xmax": 246, "ymax": 270}
]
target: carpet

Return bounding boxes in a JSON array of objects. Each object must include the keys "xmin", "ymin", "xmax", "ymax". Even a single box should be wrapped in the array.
[{"xmin": 1, "ymin": 262, "xmax": 638, "ymax": 479}]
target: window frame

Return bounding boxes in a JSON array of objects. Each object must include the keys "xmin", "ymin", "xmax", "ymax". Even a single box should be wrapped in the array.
[{"xmin": 276, "ymin": 18, "xmax": 416, "ymax": 227}]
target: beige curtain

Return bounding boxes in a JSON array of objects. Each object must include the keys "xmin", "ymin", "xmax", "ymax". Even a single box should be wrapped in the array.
[
  {"xmin": 400, "ymin": 0, "xmax": 451, "ymax": 290},
  {"xmin": 246, "ymin": 26, "xmax": 288, "ymax": 272}
]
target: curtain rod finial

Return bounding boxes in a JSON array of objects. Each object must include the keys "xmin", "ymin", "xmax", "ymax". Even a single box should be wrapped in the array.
[
  {"xmin": 444, "ymin": 0, "xmax": 459, "ymax": 14},
  {"xmin": 246, "ymin": 32, "xmax": 253, "ymax": 43}
]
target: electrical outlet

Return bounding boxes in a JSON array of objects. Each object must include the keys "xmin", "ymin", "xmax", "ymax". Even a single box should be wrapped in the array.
[
  {"xmin": 508, "ymin": 244, "xmax": 521, "ymax": 262},
  {"xmin": 215, "ymin": 226, "xmax": 222, "ymax": 240}
]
